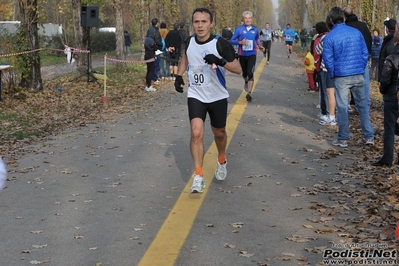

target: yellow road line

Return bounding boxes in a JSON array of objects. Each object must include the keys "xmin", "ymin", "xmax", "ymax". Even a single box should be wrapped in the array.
[{"xmin": 138, "ymin": 57, "xmax": 267, "ymax": 266}]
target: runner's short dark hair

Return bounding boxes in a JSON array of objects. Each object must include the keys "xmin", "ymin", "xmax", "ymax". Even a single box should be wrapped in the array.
[{"xmin": 192, "ymin": 8, "xmax": 213, "ymax": 23}]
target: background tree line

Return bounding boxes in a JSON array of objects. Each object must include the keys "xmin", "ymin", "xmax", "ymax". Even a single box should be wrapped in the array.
[
  {"xmin": 278, "ymin": 0, "xmax": 399, "ymax": 32},
  {"xmin": 1, "ymin": 0, "xmax": 398, "ymax": 91}
]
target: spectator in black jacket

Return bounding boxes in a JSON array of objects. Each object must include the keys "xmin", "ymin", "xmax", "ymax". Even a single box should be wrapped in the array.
[
  {"xmin": 147, "ymin": 18, "xmax": 163, "ymax": 86},
  {"xmin": 378, "ymin": 19, "xmax": 396, "ymax": 82},
  {"xmin": 178, "ymin": 22, "xmax": 189, "ymax": 60},
  {"xmin": 124, "ymin": 31, "xmax": 132, "ymax": 55},
  {"xmin": 165, "ymin": 23, "xmax": 183, "ymax": 80},
  {"xmin": 147, "ymin": 18, "xmax": 163, "ymax": 49},
  {"xmin": 144, "ymin": 33, "xmax": 157, "ymax": 92},
  {"xmin": 371, "ymin": 23, "xmax": 399, "ymax": 167},
  {"xmin": 344, "ymin": 7, "xmax": 372, "ymax": 108}
]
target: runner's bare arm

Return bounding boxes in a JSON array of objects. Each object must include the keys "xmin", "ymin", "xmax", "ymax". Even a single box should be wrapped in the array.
[
  {"xmin": 177, "ymin": 54, "xmax": 188, "ymax": 76},
  {"xmin": 224, "ymin": 59, "xmax": 241, "ymax": 74}
]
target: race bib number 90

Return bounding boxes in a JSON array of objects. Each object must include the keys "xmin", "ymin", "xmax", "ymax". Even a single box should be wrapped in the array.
[{"xmin": 189, "ymin": 65, "xmax": 211, "ymax": 87}]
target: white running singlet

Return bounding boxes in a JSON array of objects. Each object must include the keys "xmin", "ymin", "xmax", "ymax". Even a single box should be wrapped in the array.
[{"xmin": 186, "ymin": 36, "xmax": 228, "ymax": 103}]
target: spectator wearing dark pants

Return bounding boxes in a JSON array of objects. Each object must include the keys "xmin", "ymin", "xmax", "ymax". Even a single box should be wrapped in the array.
[{"xmin": 371, "ymin": 32, "xmax": 399, "ymax": 167}]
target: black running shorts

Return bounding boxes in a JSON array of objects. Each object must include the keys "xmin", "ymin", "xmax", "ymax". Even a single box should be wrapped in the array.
[{"xmin": 187, "ymin": 98, "xmax": 228, "ymax": 128}]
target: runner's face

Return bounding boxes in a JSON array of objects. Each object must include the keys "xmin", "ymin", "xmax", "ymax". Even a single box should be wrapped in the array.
[
  {"xmin": 243, "ymin": 14, "xmax": 252, "ymax": 26},
  {"xmin": 265, "ymin": 23, "xmax": 270, "ymax": 29},
  {"xmin": 192, "ymin": 11, "xmax": 213, "ymax": 41}
]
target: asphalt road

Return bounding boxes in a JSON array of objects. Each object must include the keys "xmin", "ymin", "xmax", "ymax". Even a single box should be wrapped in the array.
[{"xmin": 0, "ymin": 43, "xmax": 362, "ymax": 266}]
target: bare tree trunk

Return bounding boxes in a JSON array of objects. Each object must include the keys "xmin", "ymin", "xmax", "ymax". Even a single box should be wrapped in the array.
[
  {"xmin": 113, "ymin": 0, "xmax": 125, "ymax": 66},
  {"xmin": 372, "ymin": 0, "xmax": 376, "ymax": 28},
  {"xmin": 140, "ymin": 0, "xmax": 149, "ymax": 60},
  {"xmin": 19, "ymin": 0, "xmax": 43, "ymax": 91},
  {"xmin": 71, "ymin": 0, "xmax": 88, "ymax": 75}
]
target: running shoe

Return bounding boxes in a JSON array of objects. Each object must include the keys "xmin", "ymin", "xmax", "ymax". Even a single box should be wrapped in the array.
[
  {"xmin": 246, "ymin": 93, "xmax": 252, "ymax": 101},
  {"xmin": 365, "ymin": 138, "xmax": 374, "ymax": 145},
  {"xmin": 319, "ymin": 117, "xmax": 337, "ymax": 126},
  {"xmin": 319, "ymin": 115, "xmax": 329, "ymax": 121},
  {"xmin": 332, "ymin": 139, "xmax": 348, "ymax": 147},
  {"xmin": 244, "ymin": 83, "xmax": 248, "ymax": 92},
  {"xmin": 267, "ymin": 61, "xmax": 269, "ymax": 65},
  {"xmin": 190, "ymin": 174, "xmax": 205, "ymax": 193},
  {"xmin": 145, "ymin": 86, "xmax": 157, "ymax": 92},
  {"xmin": 215, "ymin": 160, "xmax": 227, "ymax": 181}
]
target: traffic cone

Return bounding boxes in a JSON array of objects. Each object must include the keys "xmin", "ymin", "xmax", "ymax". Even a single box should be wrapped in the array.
[{"xmin": 395, "ymin": 221, "xmax": 399, "ymax": 238}]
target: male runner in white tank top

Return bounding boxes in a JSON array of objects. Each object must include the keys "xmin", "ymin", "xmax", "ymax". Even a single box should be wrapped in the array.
[{"xmin": 174, "ymin": 7, "xmax": 241, "ymax": 193}]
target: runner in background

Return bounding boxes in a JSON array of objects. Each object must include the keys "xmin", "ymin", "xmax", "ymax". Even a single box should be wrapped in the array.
[
  {"xmin": 260, "ymin": 22, "xmax": 274, "ymax": 65},
  {"xmin": 230, "ymin": 11, "xmax": 265, "ymax": 101},
  {"xmin": 282, "ymin": 23, "xmax": 296, "ymax": 58}
]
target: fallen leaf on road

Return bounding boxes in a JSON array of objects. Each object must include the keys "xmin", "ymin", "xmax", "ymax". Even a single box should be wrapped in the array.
[
  {"xmin": 32, "ymin": 245, "xmax": 47, "ymax": 249},
  {"xmin": 224, "ymin": 243, "xmax": 235, "ymax": 249},
  {"xmin": 74, "ymin": 233, "xmax": 84, "ymax": 239},
  {"xmin": 314, "ymin": 228, "xmax": 335, "ymax": 234},
  {"xmin": 229, "ymin": 222, "xmax": 244, "ymax": 228},
  {"xmin": 304, "ymin": 246, "xmax": 326, "ymax": 254},
  {"xmin": 320, "ymin": 217, "xmax": 334, "ymax": 222},
  {"xmin": 30, "ymin": 259, "xmax": 50, "ymax": 265},
  {"xmin": 239, "ymin": 250, "xmax": 254, "ymax": 258}
]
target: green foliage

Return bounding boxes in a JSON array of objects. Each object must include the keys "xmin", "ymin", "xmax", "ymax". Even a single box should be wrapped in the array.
[
  {"xmin": 0, "ymin": 110, "xmax": 41, "ymax": 140},
  {"xmin": 13, "ymin": 27, "xmax": 32, "ymax": 82},
  {"xmin": 90, "ymin": 32, "xmax": 117, "ymax": 53},
  {"xmin": 305, "ymin": 0, "xmax": 397, "ymax": 32},
  {"xmin": 105, "ymin": 63, "xmax": 146, "ymax": 87}
]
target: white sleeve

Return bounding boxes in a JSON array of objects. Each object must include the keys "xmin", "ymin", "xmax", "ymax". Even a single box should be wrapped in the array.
[{"xmin": 0, "ymin": 157, "xmax": 6, "ymax": 191}]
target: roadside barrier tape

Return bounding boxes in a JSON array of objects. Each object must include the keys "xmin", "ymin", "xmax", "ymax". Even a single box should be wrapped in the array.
[
  {"xmin": 0, "ymin": 48, "xmax": 45, "ymax": 58},
  {"xmin": 106, "ymin": 57, "xmax": 154, "ymax": 64},
  {"xmin": 63, "ymin": 46, "xmax": 90, "ymax": 53},
  {"xmin": 0, "ymin": 47, "xmax": 90, "ymax": 58}
]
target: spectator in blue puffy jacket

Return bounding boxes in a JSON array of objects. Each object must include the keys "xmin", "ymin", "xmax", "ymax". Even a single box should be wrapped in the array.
[
  {"xmin": 323, "ymin": 6, "xmax": 374, "ymax": 148},
  {"xmin": 370, "ymin": 29, "xmax": 382, "ymax": 80}
]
